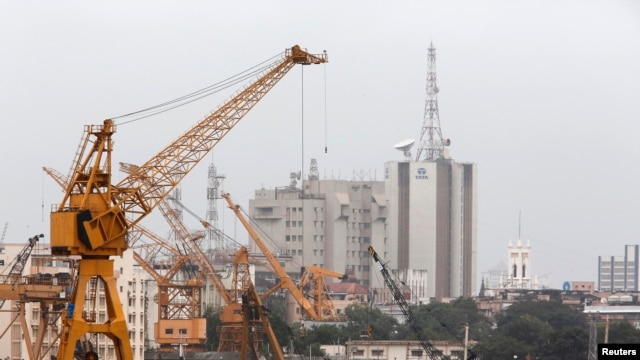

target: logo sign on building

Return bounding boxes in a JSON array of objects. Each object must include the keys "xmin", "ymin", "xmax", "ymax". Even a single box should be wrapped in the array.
[{"xmin": 416, "ymin": 167, "xmax": 428, "ymax": 180}]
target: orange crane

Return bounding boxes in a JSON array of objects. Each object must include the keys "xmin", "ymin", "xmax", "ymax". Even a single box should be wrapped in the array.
[
  {"xmin": 221, "ymin": 192, "xmax": 346, "ymax": 322},
  {"xmin": 48, "ymin": 45, "xmax": 327, "ymax": 359},
  {"xmin": 0, "ymin": 255, "xmax": 76, "ymax": 360},
  {"xmin": 45, "ymin": 165, "xmax": 209, "ymax": 353},
  {"xmin": 0, "ymin": 233, "xmax": 44, "ymax": 309},
  {"xmin": 48, "ymin": 164, "xmax": 281, "ymax": 356},
  {"xmin": 299, "ymin": 265, "xmax": 348, "ymax": 321}
]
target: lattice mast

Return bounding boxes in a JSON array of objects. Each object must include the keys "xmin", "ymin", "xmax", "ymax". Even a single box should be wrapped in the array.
[
  {"xmin": 206, "ymin": 162, "xmax": 225, "ymax": 249},
  {"xmin": 415, "ymin": 42, "xmax": 448, "ymax": 161}
]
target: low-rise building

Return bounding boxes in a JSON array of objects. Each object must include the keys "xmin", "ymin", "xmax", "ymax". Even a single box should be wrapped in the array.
[{"xmin": 346, "ymin": 339, "xmax": 472, "ymax": 360}]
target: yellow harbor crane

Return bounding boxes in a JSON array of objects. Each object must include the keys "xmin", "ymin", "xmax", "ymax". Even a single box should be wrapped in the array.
[
  {"xmin": 222, "ymin": 192, "xmax": 347, "ymax": 322},
  {"xmin": 48, "ymin": 45, "xmax": 327, "ymax": 359}
]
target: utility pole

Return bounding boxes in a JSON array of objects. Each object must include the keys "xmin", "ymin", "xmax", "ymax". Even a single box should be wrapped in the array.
[
  {"xmin": 463, "ymin": 323, "xmax": 469, "ymax": 360},
  {"xmin": 415, "ymin": 42, "xmax": 449, "ymax": 161},
  {"xmin": 588, "ymin": 313, "xmax": 598, "ymax": 360}
]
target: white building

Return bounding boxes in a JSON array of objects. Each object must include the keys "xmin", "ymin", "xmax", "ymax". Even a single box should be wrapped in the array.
[
  {"xmin": 346, "ymin": 339, "xmax": 471, "ymax": 360},
  {"xmin": 0, "ymin": 241, "xmax": 147, "ymax": 360},
  {"xmin": 384, "ymin": 159, "xmax": 477, "ymax": 299},
  {"xmin": 501, "ymin": 239, "xmax": 532, "ymax": 289}
]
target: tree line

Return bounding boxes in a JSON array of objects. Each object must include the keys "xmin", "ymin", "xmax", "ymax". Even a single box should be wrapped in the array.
[{"xmin": 205, "ymin": 297, "xmax": 640, "ymax": 359}]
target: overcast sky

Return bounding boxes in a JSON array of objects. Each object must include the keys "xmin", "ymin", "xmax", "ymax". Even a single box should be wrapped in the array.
[{"xmin": 1, "ymin": 1, "xmax": 638, "ymax": 290}]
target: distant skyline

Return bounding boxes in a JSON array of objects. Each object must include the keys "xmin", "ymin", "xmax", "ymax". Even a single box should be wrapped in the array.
[{"xmin": 1, "ymin": 1, "xmax": 638, "ymax": 290}]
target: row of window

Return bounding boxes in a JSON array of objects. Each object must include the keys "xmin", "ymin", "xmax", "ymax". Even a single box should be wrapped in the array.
[
  {"xmin": 351, "ymin": 349, "xmax": 427, "ymax": 357},
  {"xmin": 349, "ymin": 236, "xmax": 371, "ymax": 243},
  {"xmin": 345, "ymin": 264, "xmax": 370, "ymax": 271},
  {"xmin": 286, "ymin": 235, "xmax": 303, "ymax": 242},
  {"xmin": 347, "ymin": 250, "xmax": 372, "ymax": 258}
]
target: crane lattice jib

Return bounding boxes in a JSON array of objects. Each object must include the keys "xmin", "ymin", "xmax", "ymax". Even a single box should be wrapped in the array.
[
  {"xmin": 0, "ymin": 234, "xmax": 42, "ymax": 309},
  {"xmin": 88, "ymin": 46, "xmax": 326, "ymax": 252},
  {"xmin": 368, "ymin": 246, "xmax": 440, "ymax": 360},
  {"xmin": 222, "ymin": 192, "xmax": 323, "ymax": 320}
]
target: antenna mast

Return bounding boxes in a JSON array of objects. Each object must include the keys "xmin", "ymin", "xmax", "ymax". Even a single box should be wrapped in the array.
[
  {"xmin": 415, "ymin": 42, "xmax": 448, "ymax": 161},
  {"xmin": 207, "ymin": 162, "xmax": 226, "ymax": 249}
]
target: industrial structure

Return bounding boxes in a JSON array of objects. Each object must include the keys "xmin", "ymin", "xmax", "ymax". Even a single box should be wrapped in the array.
[{"xmin": 44, "ymin": 45, "xmax": 327, "ymax": 359}]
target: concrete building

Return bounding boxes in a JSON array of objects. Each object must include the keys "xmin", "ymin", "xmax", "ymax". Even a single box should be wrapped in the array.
[
  {"xmin": 346, "ymin": 339, "xmax": 472, "ymax": 360},
  {"xmin": 598, "ymin": 244, "xmax": 639, "ymax": 292},
  {"xmin": 0, "ymin": 242, "xmax": 147, "ymax": 360},
  {"xmin": 384, "ymin": 159, "xmax": 477, "ymax": 300},
  {"xmin": 248, "ymin": 177, "xmax": 387, "ymax": 291}
]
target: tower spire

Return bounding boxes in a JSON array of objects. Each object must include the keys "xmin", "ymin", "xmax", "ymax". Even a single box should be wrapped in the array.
[{"xmin": 415, "ymin": 42, "xmax": 448, "ymax": 161}]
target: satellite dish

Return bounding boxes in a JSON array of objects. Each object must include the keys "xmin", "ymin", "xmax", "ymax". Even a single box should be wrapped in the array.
[{"xmin": 394, "ymin": 139, "xmax": 415, "ymax": 161}]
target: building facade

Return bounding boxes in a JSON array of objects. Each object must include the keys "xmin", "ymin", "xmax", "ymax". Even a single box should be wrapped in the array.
[
  {"xmin": 249, "ymin": 178, "xmax": 387, "ymax": 291},
  {"xmin": 384, "ymin": 159, "xmax": 477, "ymax": 299},
  {"xmin": 0, "ymin": 242, "xmax": 147, "ymax": 360},
  {"xmin": 598, "ymin": 245, "xmax": 639, "ymax": 292}
]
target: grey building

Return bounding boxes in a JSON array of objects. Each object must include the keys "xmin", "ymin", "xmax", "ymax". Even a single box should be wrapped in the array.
[
  {"xmin": 248, "ymin": 177, "xmax": 386, "ymax": 289},
  {"xmin": 598, "ymin": 244, "xmax": 639, "ymax": 291}
]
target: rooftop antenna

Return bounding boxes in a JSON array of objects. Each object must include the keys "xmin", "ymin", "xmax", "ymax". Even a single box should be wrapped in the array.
[
  {"xmin": 394, "ymin": 139, "xmax": 415, "ymax": 161},
  {"xmin": 415, "ymin": 42, "xmax": 450, "ymax": 161}
]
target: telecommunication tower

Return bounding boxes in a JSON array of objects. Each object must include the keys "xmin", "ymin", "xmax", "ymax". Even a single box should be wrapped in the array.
[
  {"xmin": 206, "ymin": 162, "xmax": 226, "ymax": 249},
  {"xmin": 415, "ymin": 42, "xmax": 449, "ymax": 161}
]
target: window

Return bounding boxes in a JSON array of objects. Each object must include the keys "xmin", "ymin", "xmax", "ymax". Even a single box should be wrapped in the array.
[
  {"xmin": 411, "ymin": 350, "xmax": 423, "ymax": 357},
  {"xmin": 371, "ymin": 350, "xmax": 384, "ymax": 357},
  {"xmin": 165, "ymin": 328, "xmax": 174, "ymax": 334},
  {"xmin": 179, "ymin": 328, "xmax": 188, "ymax": 334}
]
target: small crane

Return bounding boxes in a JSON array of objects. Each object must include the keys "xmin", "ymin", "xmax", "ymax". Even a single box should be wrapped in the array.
[
  {"xmin": 0, "ymin": 233, "xmax": 44, "ymax": 309},
  {"xmin": 368, "ymin": 246, "xmax": 478, "ymax": 360}
]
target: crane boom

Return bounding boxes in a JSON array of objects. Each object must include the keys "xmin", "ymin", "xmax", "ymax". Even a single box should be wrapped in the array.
[
  {"xmin": 0, "ymin": 234, "xmax": 44, "ymax": 309},
  {"xmin": 222, "ymin": 192, "xmax": 322, "ymax": 320},
  {"xmin": 368, "ymin": 246, "xmax": 440, "ymax": 360},
  {"xmin": 48, "ymin": 45, "xmax": 327, "ymax": 359}
]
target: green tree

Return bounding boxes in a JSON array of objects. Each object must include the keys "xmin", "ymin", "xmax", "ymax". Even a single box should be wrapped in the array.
[
  {"xmin": 204, "ymin": 305, "xmax": 221, "ymax": 351},
  {"xmin": 474, "ymin": 301, "xmax": 588, "ymax": 360},
  {"xmin": 342, "ymin": 303, "xmax": 400, "ymax": 340},
  {"xmin": 598, "ymin": 321, "xmax": 640, "ymax": 344},
  {"xmin": 403, "ymin": 298, "xmax": 493, "ymax": 343}
]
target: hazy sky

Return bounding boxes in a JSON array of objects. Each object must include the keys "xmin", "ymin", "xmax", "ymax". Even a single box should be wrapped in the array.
[{"xmin": 1, "ymin": 1, "xmax": 638, "ymax": 289}]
